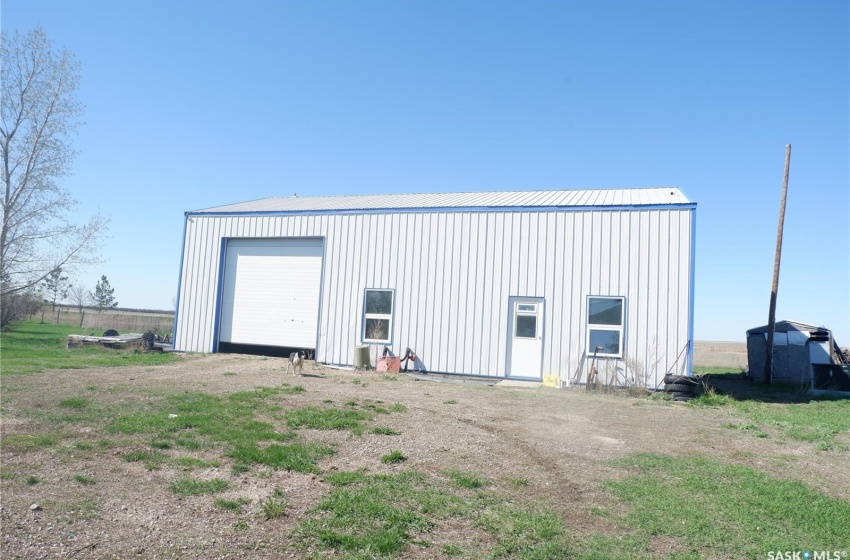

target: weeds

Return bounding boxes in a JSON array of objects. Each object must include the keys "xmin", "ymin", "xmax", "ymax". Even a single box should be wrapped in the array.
[
  {"xmin": 688, "ymin": 384, "xmax": 734, "ymax": 406},
  {"xmin": 73, "ymin": 474, "xmax": 96, "ymax": 485},
  {"xmin": 381, "ymin": 450, "xmax": 407, "ymax": 464},
  {"xmin": 261, "ymin": 489, "xmax": 288, "ymax": 520}
]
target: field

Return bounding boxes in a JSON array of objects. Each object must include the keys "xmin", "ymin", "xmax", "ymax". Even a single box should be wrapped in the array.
[
  {"xmin": 1, "ymin": 323, "xmax": 849, "ymax": 559},
  {"xmin": 692, "ymin": 340, "xmax": 748, "ymax": 370}
]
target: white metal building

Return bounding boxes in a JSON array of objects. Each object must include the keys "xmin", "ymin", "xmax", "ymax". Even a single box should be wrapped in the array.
[{"xmin": 173, "ymin": 188, "xmax": 696, "ymax": 387}]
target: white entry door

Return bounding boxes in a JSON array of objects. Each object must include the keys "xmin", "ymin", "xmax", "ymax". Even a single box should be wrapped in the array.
[{"xmin": 507, "ymin": 298, "xmax": 544, "ymax": 379}]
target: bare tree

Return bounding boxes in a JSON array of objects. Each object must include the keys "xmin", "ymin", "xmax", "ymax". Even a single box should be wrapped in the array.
[
  {"xmin": 68, "ymin": 283, "xmax": 89, "ymax": 328},
  {"xmin": 0, "ymin": 286, "xmax": 39, "ymax": 329},
  {"xmin": 1, "ymin": 27, "xmax": 108, "ymax": 311}
]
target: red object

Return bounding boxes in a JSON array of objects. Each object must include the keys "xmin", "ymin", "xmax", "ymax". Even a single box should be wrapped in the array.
[{"xmin": 377, "ymin": 356, "xmax": 401, "ymax": 373}]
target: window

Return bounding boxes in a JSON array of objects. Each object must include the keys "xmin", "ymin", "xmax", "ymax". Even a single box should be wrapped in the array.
[
  {"xmin": 514, "ymin": 302, "xmax": 538, "ymax": 339},
  {"xmin": 362, "ymin": 289, "xmax": 394, "ymax": 343},
  {"xmin": 586, "ymin": 296, "xmax": 625, "ymax": 356}
]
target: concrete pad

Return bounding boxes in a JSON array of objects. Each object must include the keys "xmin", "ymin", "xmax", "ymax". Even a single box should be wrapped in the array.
[{"xmin": 496, "ymin": 380, "xmax": 543, "ymax": 388}]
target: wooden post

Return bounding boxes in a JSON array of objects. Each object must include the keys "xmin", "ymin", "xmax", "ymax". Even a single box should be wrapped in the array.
[{"xmin": 764, "ymin": 144, "xmax": 792, "ymax": 384}]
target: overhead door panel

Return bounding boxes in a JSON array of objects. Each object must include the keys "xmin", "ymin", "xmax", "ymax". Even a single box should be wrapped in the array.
[{"xmin": 219, "ymin": 238, "xmax": 323, "ymax": 348}]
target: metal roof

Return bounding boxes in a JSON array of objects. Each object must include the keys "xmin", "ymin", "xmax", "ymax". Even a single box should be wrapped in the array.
[
  {"xmin": 746, "ymin": 320, "xmax": 830, "ymax": 335},
  {"xmin": 192, "ymin": 187, "xmax": 692, "ymax": 214}
]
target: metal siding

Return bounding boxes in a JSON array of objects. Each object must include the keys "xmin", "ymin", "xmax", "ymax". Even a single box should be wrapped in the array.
[{"xmin": 175, "ymin": 206, "xmax": 694, "ymax": 386}]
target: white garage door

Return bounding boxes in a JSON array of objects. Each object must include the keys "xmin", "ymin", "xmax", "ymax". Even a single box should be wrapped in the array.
[{"xmin": 219, "ymin": 238, "xmax": 323, "ymax": 348}]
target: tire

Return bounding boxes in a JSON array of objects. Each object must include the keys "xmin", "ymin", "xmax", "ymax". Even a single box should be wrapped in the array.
[
  {"xmin": 665, "ymin": 388, "xmax": 695, "ymax": 397},
  {"xmin": 665, "ymin": 381, "xmax": 698, "ymax": 393},
  {"xmin": 674, "ymin": 396, "xmax": 692, "ymax": 402},
  {"xmin": 664, "ymin": 374, "xmax": 696, "ymax": 385}
]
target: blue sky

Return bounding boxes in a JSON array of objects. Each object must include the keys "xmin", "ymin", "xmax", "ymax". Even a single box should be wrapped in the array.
[{"xmin": 4, "ymin": 1, "xmax": 848, "ymax": 344}]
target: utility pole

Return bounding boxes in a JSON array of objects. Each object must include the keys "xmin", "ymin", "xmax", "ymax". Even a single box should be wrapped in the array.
[{"xmin": 764, "ymin": 144, "xmax": 792, "ymax": 384}]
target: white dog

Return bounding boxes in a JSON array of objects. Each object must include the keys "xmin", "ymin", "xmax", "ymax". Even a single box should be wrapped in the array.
[{"xmin": 285, "ymin": 350, "xmax": 305, "ymax": 376}]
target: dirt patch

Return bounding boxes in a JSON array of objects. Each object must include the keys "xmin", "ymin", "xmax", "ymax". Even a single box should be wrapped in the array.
[{"xmin": 1, "ymin": 353, "xmax": 847, "ymax": 558}]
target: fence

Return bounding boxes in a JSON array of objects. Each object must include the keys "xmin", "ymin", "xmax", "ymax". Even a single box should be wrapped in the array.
[{"xmin": 40, "ymin": 308, "xmax": 174, "ymax": 335}]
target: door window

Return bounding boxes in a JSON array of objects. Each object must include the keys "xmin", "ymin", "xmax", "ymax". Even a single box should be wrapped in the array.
[{"xmin": 514, "ymin": 302, "xmax": 538, "ymax": 339}]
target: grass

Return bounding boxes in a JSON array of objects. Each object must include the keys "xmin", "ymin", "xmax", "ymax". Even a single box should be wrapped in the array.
[
  {"xmin": 3, "ymin": 434, "xmax": 57, "ymax": 451},
  {"xmin": 0, "ymin": 321, "xmax": 179, "ymax": 375},
  {"xmin": 445, "ymin": 469, "xmax": 486, "ymax": 489},
  {"xmin": 170, "ymin": 476, "xmax": 229, "ymax": 496},
  {"xmin": 108, "ymin": 390, "xmax": 335, "ymax": 473},
  {"xmin": 296, "ymin": 471, "xmax": 444, "ymax": 556},
  {"xmin": 297, "ymin": 469, "xmax": 577, "ymax": 559},
  {"xmin": 381, "ymin": 450, "xmax": 407, "ymax": 464},
  {"xmin": 215, "ymin": 497, "xmax": 251, "ymax": 512},
  {"xmin": 734, "ymin": 398, "xmax": 850, "ymax": 451},
  {"xmin": 476, "ymin": 503, "xmax": 573, "ymax": 559},
  {"xmin": 692, "ymin": 366, "xmax": 745, "ymax": 375},
  {"xmin": 690, "ymin": 383, "xmax": 850, "ymax": 450},
  {"xmin": 371, "ymin": 426, "xmax": 401, "ymax": 436},
  {"xmin": 174, "ymin": 457, "xmax": 220, "ymax": 470},
  {"xmin": 285, "ymin": 406, "xmax": 372, "ymax": 431},
  {"xmin": 5, "ymin": 323, "xmax": 847, "ymax": 558},
  {"xmin": 299, "ymin": 457, "xmax": 850, "ymax": 559},
  {"xmin": 122, "ymin": 450, "xmax": 168, "ymax": 470},
  {"xmin": 280, "ymin": 385, "xmax": 305, "ymax": 394},
  {"xmin": 227, "ymin": 441, "xmax": 334, "ymax": 473},
  {"xmin": 604, "ymin": 453, "xmax": 850, "ymax": 558},
  {"xmin": 58, "ymin": 397, "xmax": 89, "ymax": 409}
]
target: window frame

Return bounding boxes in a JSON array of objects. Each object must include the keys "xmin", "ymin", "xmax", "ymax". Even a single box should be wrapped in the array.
[
  {"xmin": 362, "ymin": 288, "xmax": 395, "ymax": 344},
  {"xmin": 586, "ymin": 296, "xmax": 626, "ymax": 357},
  {"xmin": 513, "ymin": 301, "xmax": 539, "ymax": 339}
]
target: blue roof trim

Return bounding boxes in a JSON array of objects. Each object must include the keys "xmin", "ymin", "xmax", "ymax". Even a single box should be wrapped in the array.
[
  {"xmin": 172, "ymin": 215, "xmax": 188, "ymax": 349},
  {"xmin": 211, "ymin": 238, "xmax": 227, "ymax": 353},
  {"xmin": 186, "ymin": 202, "xmax": 698, "ymax": 218},
  {"xmin": 687, "ymin": 206, "xmax": 697, "ymax": 376}
]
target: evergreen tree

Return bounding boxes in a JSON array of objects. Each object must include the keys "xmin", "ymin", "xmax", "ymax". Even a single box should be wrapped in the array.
[
  {"xmin": 91, "ymin": 275, "xmax": 118, "ymax": 312},
  {"xmin": 42, "ymin": 267, "xmax": 69, "ymax": 311}
]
